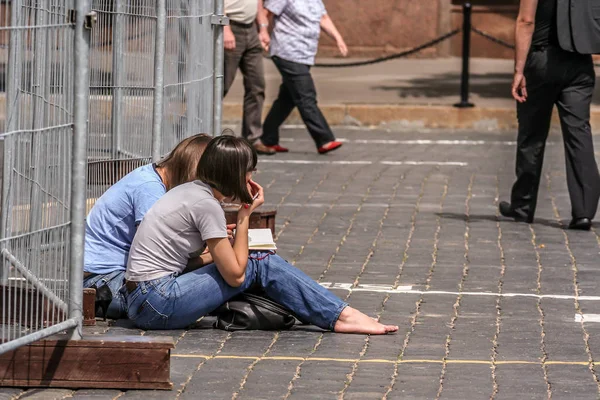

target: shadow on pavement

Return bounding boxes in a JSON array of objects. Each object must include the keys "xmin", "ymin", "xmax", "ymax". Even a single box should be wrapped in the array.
[
  {"xmin": 436, "ymin": 212, "xmax": 566, "ymax": 229},
  {"xmin": 374, "ymin": 72, "xmax": 600, "ymax": 105},
  {"xmin": 373, "ymin": 72, "xmax": 513, "ymax": 100}
]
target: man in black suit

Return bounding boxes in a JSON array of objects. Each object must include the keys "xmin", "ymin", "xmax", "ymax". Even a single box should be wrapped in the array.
[{"xmin": 500, "ymin": 0, "xmax": 600, "ymax": 230}]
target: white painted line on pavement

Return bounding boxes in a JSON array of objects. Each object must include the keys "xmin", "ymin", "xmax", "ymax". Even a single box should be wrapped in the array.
[
  {"xmin": 320, "ymin": 283, "xmax": 413, "ymax": 293},
  {"xmin": 279, "ymin": 203, "xmax": 391, "ymax": 208},
  {"xmin": 259, "ymin": 160, "xmax": 467, "ymax": 166},
  {"xmin": 321, "ymin": 282, "xmax": 600, "ymax": 300},
  {"xmin": 381, "ymin": 161, "xmax": 468, "ymax": 166},
  {"xmin": 575, "ymin": 314, "xmax": 600, "ymax": 323},
  {"xmin": 351, "ymin": 139, "xmax": 516, "ymax": 146},
  {"xmin": 279, "ymin": 137, "xmax": 545, "ymax": 146},
  {"xmin": 259, "ymin": 160, "xmax": 372, "ymax": 165},
  {"xmin": 280, "ymin": 125, "xmax": 379, "ymax": 131}
]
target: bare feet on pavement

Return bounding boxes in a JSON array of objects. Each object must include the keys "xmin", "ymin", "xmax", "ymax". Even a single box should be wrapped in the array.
[{"xmin": 333, "ymin": 306, "xmax": 398, "ymax": 334}]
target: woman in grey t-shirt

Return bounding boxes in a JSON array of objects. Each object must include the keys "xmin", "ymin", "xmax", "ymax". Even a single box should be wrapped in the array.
[{"xmin": 124, "ymin": 136, "xmax": 397, "ymax": 335}]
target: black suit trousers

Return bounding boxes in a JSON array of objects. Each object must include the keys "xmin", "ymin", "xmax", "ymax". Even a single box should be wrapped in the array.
[{"xmin": 511, "ymin": 47, "xmax": 600, "ymax": 220}]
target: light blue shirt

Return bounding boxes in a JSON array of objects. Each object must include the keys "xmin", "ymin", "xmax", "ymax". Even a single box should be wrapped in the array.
[
  {"xmin": 266, "ymin": 0, "xmax": 326, "ymax": 65},
  {"xmin": 84, "ymin": 164, "xmax": 166, "ymax": 275}
]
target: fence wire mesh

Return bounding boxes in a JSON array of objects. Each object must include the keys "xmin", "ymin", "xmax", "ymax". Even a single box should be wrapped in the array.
[
  {"xmin": 162, "ymin": 0, "xmax": 214, "ymax": 155},
  {"xmin": 87, "ymin": 0, "xmax": 215, "ymax": 203},
  {"xmin": 0, "ymin": 0, "xmax": 218, "ymax": 353},
  {"xmin": 0, "ymin": 0, "xmax": 77, "ymax": 347}
]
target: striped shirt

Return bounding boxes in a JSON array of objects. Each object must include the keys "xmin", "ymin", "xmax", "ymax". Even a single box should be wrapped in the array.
[{"xmin": 265, "ymin": 0, "xmax": 326, "ymax": 65}]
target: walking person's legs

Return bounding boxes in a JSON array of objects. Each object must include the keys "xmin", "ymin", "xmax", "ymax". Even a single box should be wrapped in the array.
[
  {"xmin": 239, "ymin": 29, "xmax": 266, "ymax": 142},
  {"xmin": 260, "ymin": 82, "xmax": 295, "ymax": 150},
  {"xmin": 556, "ymin": 56, "xmax": 600, "ymax": 227},
  {"xmin": 265, "ymin": 57, "xmax": 340, "ymax": 153},
  {"xmin": 502, "ymin": 51, "xmax": 557, "ymax": 222},
  {"xmin": 223, "ymin": 25, "xmax": 245, "ymax": 97},
  {"xmin": 506, "ymin": 96, "xmax": 554, "ymax": 222}
]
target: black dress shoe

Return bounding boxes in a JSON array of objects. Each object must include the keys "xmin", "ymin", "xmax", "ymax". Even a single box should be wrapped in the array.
[
  {"xmin": 499, "ymin": 201, "xmax": 532, "ymax": 223},
  {"xmin": 568, "ymin": 217, "xmax": 592, "ymax": 231}
]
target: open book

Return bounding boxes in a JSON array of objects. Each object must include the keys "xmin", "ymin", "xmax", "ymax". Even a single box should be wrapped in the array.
[{"xmin": 248, "ymin": 228, "xmax": 277, "ymax": 251}]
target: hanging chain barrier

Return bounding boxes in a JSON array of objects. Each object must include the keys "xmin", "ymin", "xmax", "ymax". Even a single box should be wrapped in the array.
[
  {"xmin": 471, "ymin": 26, "xmax": 516, "ymax": 50},
  {"xmin": 312, "ymin": 28, "xmax": 462, "ymax": 68}
]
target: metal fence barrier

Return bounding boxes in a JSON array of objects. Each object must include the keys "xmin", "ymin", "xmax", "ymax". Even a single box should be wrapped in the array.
[
  {"xmin": 0, "ymin": 0, "xmax": 90, "ymax": 353},
  {"xmin": 0, "ymin": 0, "xmax": 222, "ymax": 354}
]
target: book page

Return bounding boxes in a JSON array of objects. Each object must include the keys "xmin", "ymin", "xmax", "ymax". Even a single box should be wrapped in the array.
[{"xmin": 248, "ymin": 229, "xmax": 277, "ymax": 250}]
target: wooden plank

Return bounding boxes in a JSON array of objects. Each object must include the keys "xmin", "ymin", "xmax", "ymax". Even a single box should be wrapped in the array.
[
  {"xmin": 0, "ymin": 380, "xmax": 172, "ymax": 390},
  {"xmin": 0, "ymin": 335, "xmax": 173, "ymax": 390},
  {"xmin": 83, "ymin": 288, "xmax": 96, "ymax": 326},
  {"xmin": 24, "ymin": 334, "xmax": 175, "ymax": 349}
]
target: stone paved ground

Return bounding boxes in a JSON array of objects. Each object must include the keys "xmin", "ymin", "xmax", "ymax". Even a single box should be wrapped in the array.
[{"xmin": 3, "ymin": 127, "xmax": 600, "ymax": 400}]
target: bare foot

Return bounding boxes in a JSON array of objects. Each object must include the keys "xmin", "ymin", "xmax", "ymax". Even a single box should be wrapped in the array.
[{"xmin": 334, "ymin": 307, "xmax": 398, "ymax": 334}]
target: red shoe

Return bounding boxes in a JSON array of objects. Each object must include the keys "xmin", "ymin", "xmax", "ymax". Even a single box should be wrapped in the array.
[
  {"xmin": 270, "ymin": 144, "xmax": 289, "ymax": 153},
  {"xmin": 253, "ymin": 141, "xmax": 276, "ymax": 155},
  {"xmin": 318, "ymin": 141, "xmax": 343, "ymax": 154}
]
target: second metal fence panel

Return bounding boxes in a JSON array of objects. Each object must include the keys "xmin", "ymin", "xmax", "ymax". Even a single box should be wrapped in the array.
[
  {"xmin": 161, "ymin": 0, "xmax": 215, "ymax": 155},
  {"xmin": 87, "ymin": 0, "xmax": 156, "ymax": 201},
  {"xmin": 87, "ymin": 0, "xmax": 216, "ymax": 200}
]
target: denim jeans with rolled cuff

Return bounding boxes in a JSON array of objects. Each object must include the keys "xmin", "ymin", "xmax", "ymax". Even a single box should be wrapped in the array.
[{"xmin": 123, "ymin": 252, "xmax": 348, "ymax": 330}]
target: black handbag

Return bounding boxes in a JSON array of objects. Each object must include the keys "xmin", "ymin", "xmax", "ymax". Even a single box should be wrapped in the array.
[
  {"xmin": 213, "ymin": 292, "xmax": 296, "ymax": 331},
  {"xmin": 90, "ymin": 284, "xmax": 112, "ymax": 321}
]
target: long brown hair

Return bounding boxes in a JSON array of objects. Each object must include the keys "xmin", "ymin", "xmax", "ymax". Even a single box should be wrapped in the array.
[
  {"xmin": 156, "ymin": 133, "xmax": 211, "ymax": 190},
  {"xmin": 197, "ymin": 135, "xmax": 257, "ymax": 204}
]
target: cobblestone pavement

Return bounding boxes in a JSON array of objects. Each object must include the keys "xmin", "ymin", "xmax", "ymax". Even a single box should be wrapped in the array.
[{"xmin": 4, "ymin": 128, "xmax": 600, "ymax": 400}]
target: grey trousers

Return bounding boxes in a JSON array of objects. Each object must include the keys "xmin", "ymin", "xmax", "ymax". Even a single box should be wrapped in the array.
[
  {"xmin": 511, "ymin": 46, "xmax": 600, "ymax": 220},
  {"xmin": 223, "ymin": 21, "xmax": 265, "ymax": 142}
]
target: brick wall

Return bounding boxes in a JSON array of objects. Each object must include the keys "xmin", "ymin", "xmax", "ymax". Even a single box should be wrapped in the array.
[
  {"xmin": 318, "ymin": 0, "xmax": 519, "ymax": 59},
  {"xmin": 318, "ymin": 0, "xmax": 441, "ymax": 58}
]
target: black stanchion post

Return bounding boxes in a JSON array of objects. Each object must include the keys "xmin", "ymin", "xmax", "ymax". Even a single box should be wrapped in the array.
[{"xmin": 454, "ymin": 2, "xmax": 474, "ymax": 108}]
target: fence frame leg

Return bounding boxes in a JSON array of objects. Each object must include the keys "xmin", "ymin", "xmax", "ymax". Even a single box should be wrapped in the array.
[
  {"xmin": 1, "ymin": 0, "xmax": 22, "ymax": 286},
  {"xmin": 68, "ymin": 0, "xmax": 93, "ymax": 341},
  {"xmin": 151, "ymin": 0, "xmax": 167, "ymax": 161},
  {"xmin": 186, "ymin": 1, "xmax": 200, "ymax": 138},
  {"xmin": 212, "ymin": 0, "xmax": 226, "ymax": 136},
  {"xmin": 111, "ymin": 0, "xmax": 126, "ymax": 159}
]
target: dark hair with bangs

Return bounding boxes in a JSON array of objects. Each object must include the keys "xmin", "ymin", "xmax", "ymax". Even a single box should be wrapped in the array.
[
  {"xmin": 197, "ymin": 135, "xmax": 257, "ymax": 204},
  {"xmin": 156, "ymin": 133, "xmax": 211, "ymax": 190}
]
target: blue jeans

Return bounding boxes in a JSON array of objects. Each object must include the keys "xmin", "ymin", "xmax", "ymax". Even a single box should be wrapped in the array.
[
  {"xmin": 123, "ymin": 252, "xmax": 347, "ymax": 330},
  {"xmin": 83, "ymin": 269, "xmax": 127, "ymax": 319}
]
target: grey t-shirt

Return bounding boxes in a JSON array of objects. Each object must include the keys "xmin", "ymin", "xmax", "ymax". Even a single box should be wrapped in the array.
[{"xmin": 125, "ymin": 181, "xmax": 228, "ymax": 282}]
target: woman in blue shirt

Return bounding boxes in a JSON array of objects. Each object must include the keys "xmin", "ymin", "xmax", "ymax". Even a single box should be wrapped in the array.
[{"xmin": 84, "ymin": 134, "xmax": 211, "ymax": 319}]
